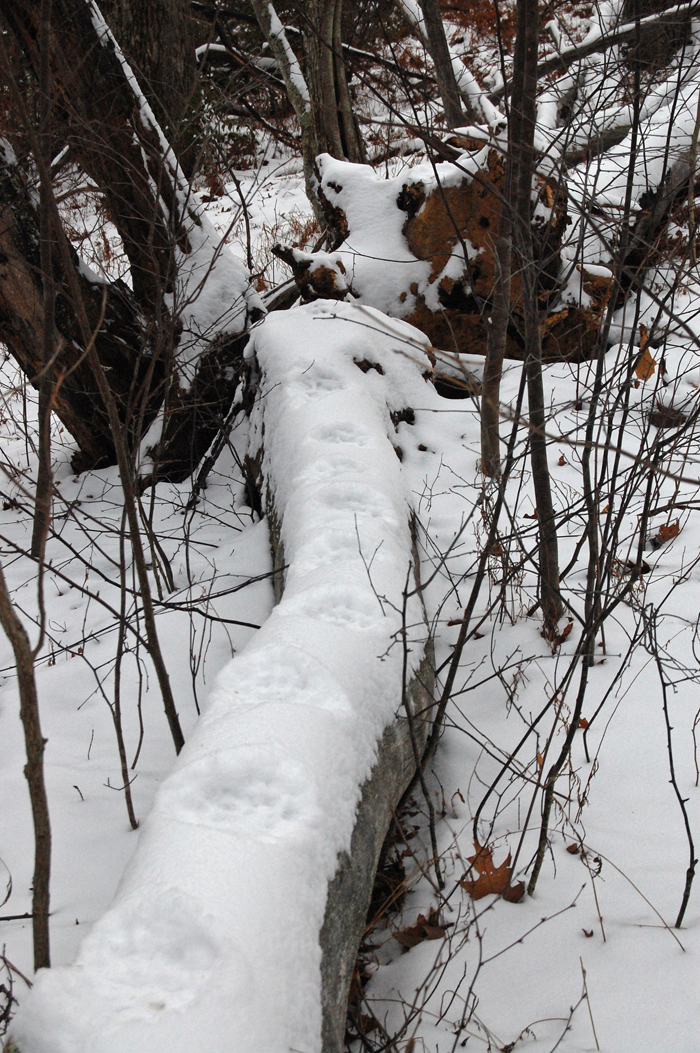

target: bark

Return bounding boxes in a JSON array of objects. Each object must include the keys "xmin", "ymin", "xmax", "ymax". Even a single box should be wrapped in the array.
[
  {"xmin": 2, "ymin": 0, "xmax": 181, "ymax": 310},
  {"xmin": 494, "ymin": 0, "xmax": 699, "ymax": 96},
  {"xmin": 398, "ymin": 0, "xmax": 482, "ymax": 126},
  {"xmin": 250, "ymin": 0, "xmax": 325, "ymax": 220},
  {"xmin": 264, "ymin": 510, "xmax": 435, "ymax": 1053},
  {"xmin": 305, "ymin": 0, "xmax": 345, "ymax": 158},
  {"xmin": 31, "ymin": 0, "xmax": 54, "ymax": 561},
  {"xmin": 303, "ymin": 0, "xmax": 365, "ymax": 162},
  {"xmin": 320, "ymin": 646, "xmax": 434, "ymax": 1052},
  {"xmin": 1, "ymin": 0, "xmax": 261, "ymax": 482},
  {"xmin": 99, "ymin": 0, "xmax": 198, "ymax": 175},
  {"xmin": 0, "ymin": 563, "xmax": 51, "ymax": 971},
  {"xmin": 332, "ymin": 0, "xmax": 365, "ymax": 162},
  {"xmin": 623, "ymin": 0, "xmax": 692, "ymax": 69},
  {"xmin": 150, "ymin": 328, "xmax": 252, "ymax": 483},
  {"xmin": 511, "ymin": 0, "xmax": 562, "ymax": 632},
  {"xmin": 418, "ymin": 0, "xmax": 465, "ymax": 128},
  {"xmin": 0, "ymin": 144, "xmax": 164, "ymax": 472},
  {"xmin": 19, "ymin": 105, "xmax": 186, "ymax": 757},
  {"xmin": 480, "ymin": 218, "xmax": 512, "ymax": 478}
]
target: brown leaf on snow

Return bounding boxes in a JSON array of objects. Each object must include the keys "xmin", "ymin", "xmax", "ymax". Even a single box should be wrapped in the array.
[
  {"xmin": 583, "ymin": 928, "xmax": 594, "ymax": 937},
  {"xmin": 458, "ymin": 841, "xmax": 525, "ymax": 903},
  {"xmin": 578, "ymin": 717, "xmax": 589, "ymax": 729},
  {"xmin": 394, "ymin": 908, "xmax": 451, "ymax": 949},
  {"xmin": 551, "ymin": 621, "xmax": 573, "ymax": 650},
  {"xmin": 652, "ymin": 520, "xmax": 680, "ymax": 547},
  {"xmin": 566, "ymin": 843, "xmax": 580, "ymax": 855}
]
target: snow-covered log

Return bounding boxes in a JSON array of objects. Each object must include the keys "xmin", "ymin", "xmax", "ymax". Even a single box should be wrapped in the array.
[
  {"xmin": 282, "ymin": 152, "xmax": 613, "ymax": 363},
  {"xmin": 10, "ymin": 301, "xmax": 437, "ymax": 1053}
]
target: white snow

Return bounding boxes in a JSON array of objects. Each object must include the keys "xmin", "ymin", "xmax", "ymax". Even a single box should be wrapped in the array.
[
  {"xmin": 317, "ymin": 151, "xmax": 488, "ymax": 319},
  {"xmin": 10, "ymin": 301, "xmax": 439, "ymax": 1053},
  {"xmin": 3, "ymin": 8, "xmax": 700, "ymax": 1051},
  {"xmin": 268, "ymin": 3, "xmax": 310, "ymax": 109}
]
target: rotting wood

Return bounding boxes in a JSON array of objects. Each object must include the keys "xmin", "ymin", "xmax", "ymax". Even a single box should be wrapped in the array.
[{"xmin": 279, "ymin": 150, "xmax": 612, "ymax": 364}]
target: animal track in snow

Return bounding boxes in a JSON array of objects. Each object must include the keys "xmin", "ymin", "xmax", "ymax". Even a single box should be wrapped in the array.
[{"xmin": 310, "ymin": 421, "xmax": 371, "ymax": 447}]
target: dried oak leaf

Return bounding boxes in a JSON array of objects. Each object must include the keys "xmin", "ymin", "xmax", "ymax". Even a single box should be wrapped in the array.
[
  {"xmin": 635, "ymin": 345, "xmax": 656, "ymax": 381},
  {"xmin": 394, "ymin": 908, "xmax": 451, "ymax": 949},
  {"xmin": 635, "ymin": 324, "xmax": 656, "ymax": 381},
  {"xmin": 458, "ymin": 841, "xmax": 525, "ymax": 903},
  {"xmin": 551, "ymin": 620, "xmax": 573, "ymax": 650},
  {"xmin": 653, "ymin": 520, "xmax": 680, "ymax": 547}
]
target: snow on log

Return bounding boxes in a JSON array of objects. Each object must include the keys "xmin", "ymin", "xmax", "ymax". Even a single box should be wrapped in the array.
[
  {"xmin": 282, "ymin": 153, "xmax": 613, "ymax": 363},
  {"xmin": 10, "ymin": 300, "xmax": 438, "ymax": 1053}
]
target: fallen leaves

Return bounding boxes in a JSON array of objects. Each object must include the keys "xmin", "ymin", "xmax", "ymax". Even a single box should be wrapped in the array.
[
  {"xmin": 458, "ymin": 841, "xmax": 525, "ymax": 903},
  {"xmin": 650, "ymin": 519, "xmax": 680, "ymax": 548},
  {"xmin": 551, "ymin": 620, "xmax": 573, "ymax": 651},
  {"xmin": 394, "ymin": 908, "xmax": 452, "ymax": 949}
]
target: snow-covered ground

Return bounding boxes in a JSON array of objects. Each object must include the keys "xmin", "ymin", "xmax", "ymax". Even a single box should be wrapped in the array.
[
  {"xmin": 3, "ymin": 284, "xmax": 699, "ymax": 1050},
  {"xmin": 3, "ymin": 8, "xmax": 700, "ymax": 1048}
]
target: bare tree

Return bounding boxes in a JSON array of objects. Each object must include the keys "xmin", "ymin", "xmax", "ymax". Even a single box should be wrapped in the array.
[
  {"xmin": 0, "ymin": 563, "xmax": 51, "ymax": 971},
  {"xmin": 0, "ymin": 0, "xmax": 261, "ymax": 481}
]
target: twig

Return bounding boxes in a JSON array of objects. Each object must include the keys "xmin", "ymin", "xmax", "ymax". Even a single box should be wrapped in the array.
[
  {"xmin": 580, "ymin": 958, "xmax": 601, "ymax": 1051},
  {"xmin": 0, "ymin": 954, "xmax": 33, "ymax": 988}
]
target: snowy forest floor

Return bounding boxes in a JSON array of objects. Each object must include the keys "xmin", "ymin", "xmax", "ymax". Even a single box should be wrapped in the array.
[{"xmin": 1, "ymin": 145, "xmax": 700, "ymax": 1052}]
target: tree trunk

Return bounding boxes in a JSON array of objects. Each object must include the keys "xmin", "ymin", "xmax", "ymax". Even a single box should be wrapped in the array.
[
  {"xmin": 250, "ymin": 0, "xmax": 325, "ymax": 221},
  {"xmin": 0, "ymin": 143, "xmax": 164, "ymax": 472},
  {"xmin": 30, "ymin": 0, "xmax": 55, "ymax": 562},
  {"xmin": 510, "ymin": 0, "xmax": 562, "ymax": 632},
  {"xmin": 305, "ymin": 0, "xmax": 345, "ymax": 158},
  {"xmin": 99, "ymin": 0, "xmax": 198, "ymax": 176},
  {"xmin": 480, "ymin": 193, "xmax": 512, "ymax": 478},
  {"xmin": 2, "ymin": 0, "xmax": 183, "ymax": 310},
  {"xmin": 0, "ymin": 0, "xmax": 261, "ymax": 481},
  {"xmin": 303, "ymin": 0, "xmax": 365, "ymax": 161},
  {"xmin": 418, "ymin": 0, "xmax": 465, "ymax": 129},
  {"xmin": 264, "ymin": 501, "xmax": 435, "ymax": 1053},
  {"xmin": 320, "ymin": 645, "xmax": 434, "ymax": 1051},
  {"xmin": 332, "ymin": 0, "xmax": 365, "ymax": 162}
]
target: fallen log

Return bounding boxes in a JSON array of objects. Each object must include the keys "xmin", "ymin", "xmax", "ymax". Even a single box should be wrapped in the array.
[
  {"xmin": 10, "ymin": 300, "xmax": 437, "ymax": 1053},
  {"xmin": 278, "ymin": 150, "xmax": 613, "ymax": 364},
  {"xmin": 319, "ymin": 642, "xmax": 434, "ymax": 1051}
]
